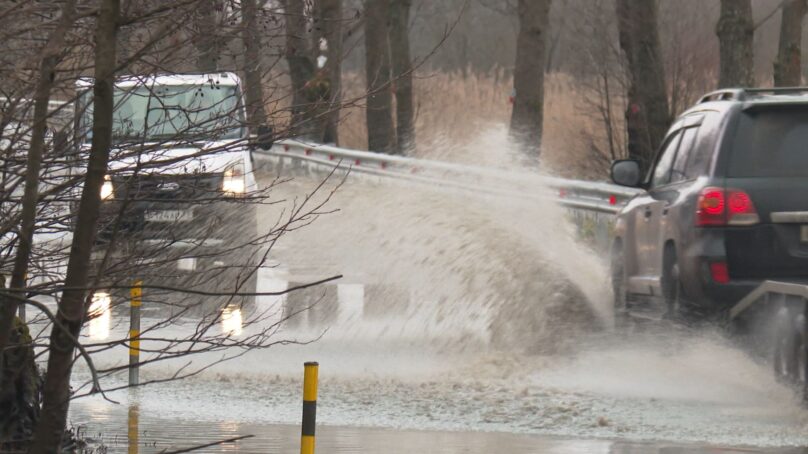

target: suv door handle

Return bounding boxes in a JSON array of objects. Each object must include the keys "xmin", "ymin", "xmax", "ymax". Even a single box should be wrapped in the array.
[{"xmin": 644, "ymin": 207, "xmax": 653, "ymax": 219}]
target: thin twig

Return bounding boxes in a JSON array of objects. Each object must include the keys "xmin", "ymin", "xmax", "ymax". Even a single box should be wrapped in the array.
[{"xmin": 158, "ymin": 435, "xmax": 255, "ymax": 454}]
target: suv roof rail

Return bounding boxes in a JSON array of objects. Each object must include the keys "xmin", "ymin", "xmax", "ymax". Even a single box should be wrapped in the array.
[
  {"xmin": 698, "ymin": 87, "xmax": 808, "ymax": 104},
  {"xmin": 698, "ymin": 89, "xmax": 746, "ymax": 103},
  {"xmin": 744, "ymin": 87, "xmax": 808, "ymax": 96}
]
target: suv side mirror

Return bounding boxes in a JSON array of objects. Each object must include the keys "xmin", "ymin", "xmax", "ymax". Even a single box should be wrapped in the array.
[{"xmin": 611, "ymin": 159, "xmax": 642, "ymax": 187}]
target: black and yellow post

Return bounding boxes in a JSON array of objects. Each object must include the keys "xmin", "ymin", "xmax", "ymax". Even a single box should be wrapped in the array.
[
  {"xmin": 129, "ymin": 280, "xmax": 142, "ymax": 386},
  {"xmin": 301, "ymin": 361, "xmax": 318, "ymax": 454},
  {"xmin": 127, "ymin": 404, "xmax": 139, "ymax": 454}
]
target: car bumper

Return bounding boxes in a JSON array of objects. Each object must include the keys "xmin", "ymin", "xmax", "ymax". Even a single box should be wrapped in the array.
[
  {"xmin": 95, "ymin": 199, "xmax": 255, "ymax": 245},
  {"xmin": 680, "ymin": 227, "xmax": 784, "ymax": 310}
]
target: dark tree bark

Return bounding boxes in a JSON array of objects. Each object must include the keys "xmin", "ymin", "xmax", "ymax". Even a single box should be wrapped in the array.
[
  {"xmin": 616, "ymin": 0, "xmax": 670, "ymax": 171},
  {"xmin": 0, "ymin": 315, "xmax": 40, "ymax": 448},
  {"xmin": 364, "ymin": 0, "xmax": 396, "ymax": 153},
  {"xmin": 774, "ymin": 0, "xmax": 807, "ymax": 87},
  {"xmin": 509, "ymin": 0, "xmax": 551, "ymax": 159},
  {"xmin": 0, "ymin": 0, "xmax": 77, "ymax": 372},
  {"xmin": 283, "ymin": 0, "xmax": 316, "ymax": 135},
  {"xmin": 242, "ymin": 0, "xmax": 269, "ymax": 129},
  {"xmin": 389, "ymin": 0, "xmax": 414, "ymax": 154},
  {"xmin": 716, "ymin": 0, "xmax": 755, "ymax": 88},
  {"xmin": 314, "ymin": 0, "xmax": 343, "ymax": 144},
  {"xmin": 195, "ymin": 0, "xmax": 220, "ymax": 72},
  {"xmin": 29, "ymin": 0, "xmax": 119, "ymax": 451}
]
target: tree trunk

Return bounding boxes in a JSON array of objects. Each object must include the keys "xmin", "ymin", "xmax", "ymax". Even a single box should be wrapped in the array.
[
  {"xmin": 0, "ymin": 0, "xmax": 77, "ymax": 374},
  {"xmin": 314, "ymin": 0, "xmax": 343, "ymax": 145},
  {"xmin": 509, "ymin": 0, "xmax": 552, "ymax": 159},
  {"xmin": 716, "ymin": 0, "xmax": 755, "ymax": 88},
  {"xmin": 29, "ymin": 0, "xmax": 119, "ymax": 451},
  {"xmin": 616, "ymin": 0, "xmax": 670, "ymax": 171},
  {"xmin": 774, "ymin": 0, "xmax": 807, "ymax": 87},
  {"xmin": 364, "ymin": 0, "xmax": 396, "ymax": 153},
  {"xmin": 389, "ymin": 0, "xmax": 414, "ymax": 154},
  {"xmin": 0, "ymin": 273, "xmax": 41, "ymax": 448},
  {"xmin": 283, "ymin": 0, "xmax": 316, "ymax": 137},
  {"xmin": 195, "ymin": 0, "xmax": 219, "ymax": 72},
  {"xmin": 242, "ymin": 0, "xmax": 268, "ymax": 129}
]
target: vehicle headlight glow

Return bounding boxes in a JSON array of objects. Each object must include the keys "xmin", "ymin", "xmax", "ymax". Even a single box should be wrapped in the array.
[
  {"xmin": 88, "ymin": 291, "xmax": 111, "ymax": 340},
  {"xmin": 222, "ymin": 163, "xmax": 246, "ymax": 195},
  {"xmin": 100, "ymin": 176, "xmax": 114, "ymax": 200}
]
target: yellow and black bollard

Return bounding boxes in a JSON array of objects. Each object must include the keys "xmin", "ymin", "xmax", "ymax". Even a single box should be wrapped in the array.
[
  {"xmin": 300, "ymin": 362, "xmax": 318, "ymax": 454},
  {"xmin": 129, "ymin": 280, "xmax": 142, "ymax": 386},
  {"xmin": 127, "ymin": 404, "xmax": 139, "ymax": 454}
]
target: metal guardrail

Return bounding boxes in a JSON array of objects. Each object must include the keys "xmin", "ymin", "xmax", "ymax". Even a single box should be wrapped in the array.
[{"xmin": 256, "ymin": 139, "xmax": 642, "ymax": 214}]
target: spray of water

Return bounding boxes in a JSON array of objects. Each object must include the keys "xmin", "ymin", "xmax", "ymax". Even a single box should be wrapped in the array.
[{"xmin": 263, "ymin": 125, "xmax": 612, "ymax": 354}]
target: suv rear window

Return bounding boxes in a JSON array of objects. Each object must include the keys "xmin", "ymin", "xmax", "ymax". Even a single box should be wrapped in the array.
[{"xmin": 729, "ymin": 108, "xmax": 808, "ymax": 177}]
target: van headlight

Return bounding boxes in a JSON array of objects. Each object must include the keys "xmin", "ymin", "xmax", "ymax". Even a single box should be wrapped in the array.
[
  {"xmin": 222, "ymin": 163, "xmax": 245, "ymax": 195},
  {"xmin": 100, "ymin": 176, "xmax": 114, "ymax": 200}
]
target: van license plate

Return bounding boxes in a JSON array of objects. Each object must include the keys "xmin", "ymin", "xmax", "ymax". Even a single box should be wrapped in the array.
[
  {"xmin": 801, "ymin": 225, "xmax": 808, "ymax": 243},
  {"xmin": 144, "ymin": 210, "xmax": 193, "ymax": 222}
]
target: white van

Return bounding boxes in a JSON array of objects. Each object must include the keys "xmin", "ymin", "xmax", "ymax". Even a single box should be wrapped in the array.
[{"xmin": 74, "ymin": 73, "xmax": 263, "ymax": 296}]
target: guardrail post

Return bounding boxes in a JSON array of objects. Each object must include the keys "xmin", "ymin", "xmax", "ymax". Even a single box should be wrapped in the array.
[
  {"xmin": 300, "ymin": 361, "xmax": 318, "ymax": 454},
  {"xmin": 129, "ymin": 280, "xmax": 142, "ymax": 386}
]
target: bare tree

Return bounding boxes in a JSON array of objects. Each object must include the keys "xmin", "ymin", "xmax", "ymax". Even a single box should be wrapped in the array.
[
  {"xmin": 509, "ymin": 0, "xmax": 552, "ymax": 158},
  {"xmin": 774, "ymin": 0, "xmax": 806, "ymax": 87},
  {"xmin": 0, "ymin": 6, "xmax": 79, "ymax": 441},
  {"xmin": 364, "ymin": 0, "xmax": 396, "ymax": 153},
  {"xmin": 314, "ymin": 0, "xmax": 344, "ymax": 144},
  {"xmin": 564, "ymin": 0, "xmax": 627, "ymax": 173},
  {"xmin": 30, "ymin": 0, "xmax": 120, "ymax": 449},
  {"xmin": 195, "ymin": 0, "xmax": 221, "ymax": 72},
  {"xmin": 616, "ymin": 0, "xmax": 670, "ymax": 170},
  {"xmin": 716, "ymin": 0, "xmax": 754, "ymax": 88},
  {"xmin": 282, "ymin": 0, "xmax": 344, "ymax": 142},
  {"xmin": 242, "ymin": 0, "xmax": 269, "ymax": 129},
  {"xmin": 389, "ymin": 0, "xmax": 415, "ymax": 154},
  {"xmin": 0, "ymin": 1, "xmax": 353, "ymax": 450},
  {"xmin": 0, "ymin": 0, "xmax": 77, "ymax": 359},
  {"xmin": 283, "ymin": 0, "xmax": 316, "ymax": 133}
]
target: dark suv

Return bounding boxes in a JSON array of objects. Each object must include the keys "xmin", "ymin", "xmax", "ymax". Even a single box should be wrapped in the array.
[{"xmin": 611, "ymin": 88, "xmax": 808, "ymax": 318}]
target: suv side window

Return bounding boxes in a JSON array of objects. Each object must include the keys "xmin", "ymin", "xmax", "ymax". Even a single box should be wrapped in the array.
[
  {"xmin": 685, "ymin": 111, "xmax": 719, "ymax": 177},
  {"xmin": 651, "ymin": 131, "xmax": 682, "ymax": 187},
  {"xmin": 671, "ymin": 127, "xmax": 698, "ymax": 183}
]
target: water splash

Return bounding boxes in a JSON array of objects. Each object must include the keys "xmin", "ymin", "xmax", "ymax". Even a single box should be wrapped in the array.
[{"xmin": 261, "ymin": 126, "xmax": 612, "ymax": 354}]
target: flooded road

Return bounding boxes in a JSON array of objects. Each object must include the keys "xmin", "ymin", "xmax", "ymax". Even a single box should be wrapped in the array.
[
  {"xmin": 65, "ymin": 411, "xmax": 808, "ymax": 454},
  {"xmin": 63, "ymin": 140, "xmax": 808, "ymax": 452},
  {"xmin": 68, "ymin": 321, "xmax": 808, "ymax": 451}
]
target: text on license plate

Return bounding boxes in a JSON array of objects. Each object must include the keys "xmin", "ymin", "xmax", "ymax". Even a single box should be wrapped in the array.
[
  {"xmin": 801, "ymin": 225, "xmax": 808, "ymax": 243},
  {"xmin": 144, "ymin": 210, "xmax": 193, "ymax": 222}
]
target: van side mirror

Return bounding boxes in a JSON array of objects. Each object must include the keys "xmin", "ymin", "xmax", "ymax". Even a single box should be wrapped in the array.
[
  {"xmin": 250, "ymin": 125, "xmax": 273, "ymax": 150},
  {"xmin": 611, "ymin": 160, "xmax": 642, "ymax": 187}
]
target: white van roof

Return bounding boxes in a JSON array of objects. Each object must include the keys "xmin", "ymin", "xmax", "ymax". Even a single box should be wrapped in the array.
[{"xmin": 76, "ymin": 72, "xmax": 242, "ymax": 89}]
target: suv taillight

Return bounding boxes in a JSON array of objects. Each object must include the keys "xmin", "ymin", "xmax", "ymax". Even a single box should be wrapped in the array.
[{"xmin": 696, "ymin": 187, "xmax": 759, "ymax": 226}]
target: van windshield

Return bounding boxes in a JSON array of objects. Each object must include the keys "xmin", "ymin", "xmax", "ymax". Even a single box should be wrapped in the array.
[
  {"xmin": 81, "ymin": 84, "xmax": 244, "ymax": 143},
  {"xmin": 729, "ymin": 108, "xmax": 808, "ymax": 177}
]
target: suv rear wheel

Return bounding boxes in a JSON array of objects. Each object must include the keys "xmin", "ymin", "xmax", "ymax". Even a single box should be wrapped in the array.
[
  {"xmin": 611, "ymin": 242, "xmax": 629, "ymax": 322},
  {"xmin": 774, "ymin": 311, "xmax": 808, "ymax": 396},
  {"xmin": 662, "ymin": 247, "xmax": 688, "ymax": 322}
]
